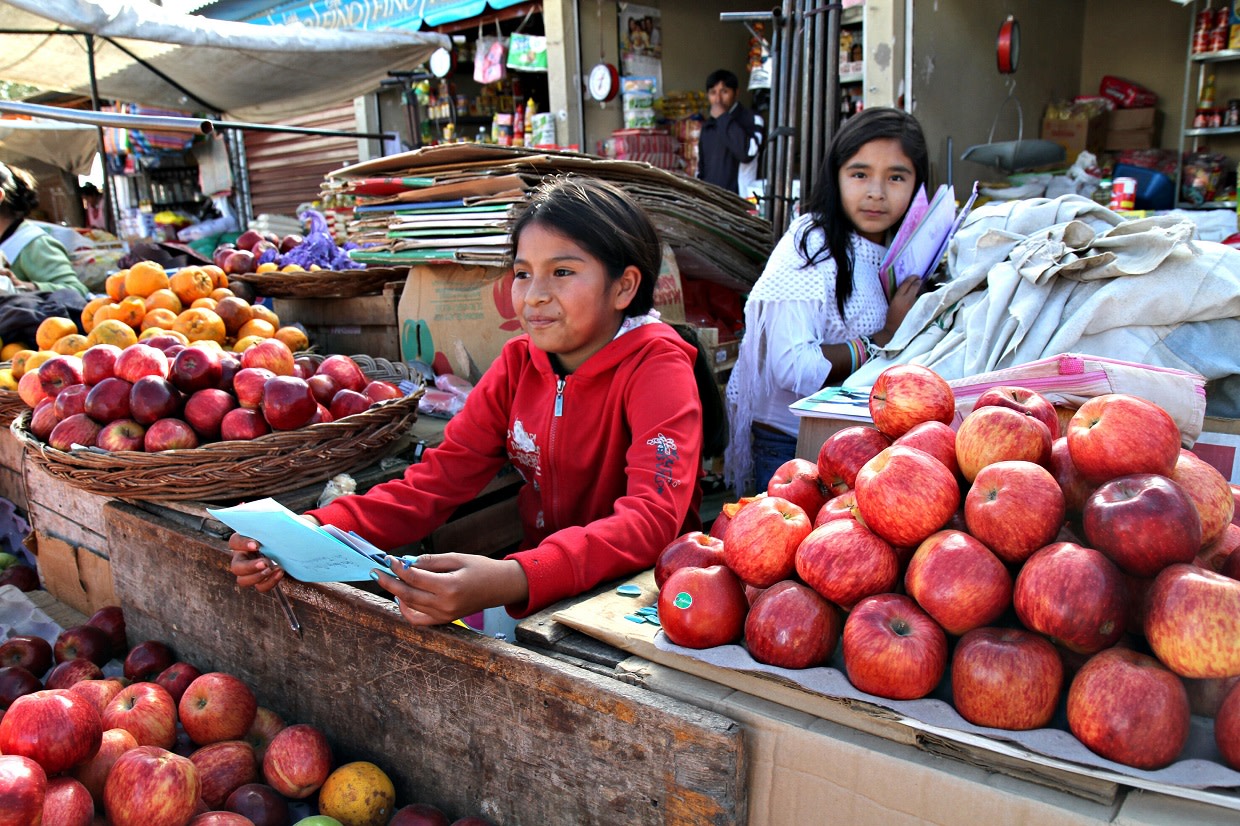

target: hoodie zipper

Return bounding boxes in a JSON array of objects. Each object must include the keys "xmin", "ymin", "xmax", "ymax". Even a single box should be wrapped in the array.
[{"xmin": 547, "ymin": 376, "xmax": 566, "ymax": 531}]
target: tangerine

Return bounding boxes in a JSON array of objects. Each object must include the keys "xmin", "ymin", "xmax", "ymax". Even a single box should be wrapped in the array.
[
  {"xmin": 1, "ymin": 342, "xmax": 29, "ymax": 361},
  {"xmin": 173, "ymin": 308, "xmax": 227, "ymax": 344},
  {"xmin": 87, "ymin": 319, "xmax": 139, "ymax": 350},
  {"xmin": 0, "ymin": 369, "xmax": 16, "ymax": 392},
  {"xmin": 113, "ymin": 296, "xmax": 147, "ymax": 329},
  {"xmin": 250, "ymin": 304, "xmax": 281, "ymax": 329},
  {"xmin": 124, "ymin": 261, "xmax": 171, "ymax": 298},
  {"xmin": 236, "ymin": 318, "xmax": 276, "ymax": 340},
  {"xmin": 36, "ymin": 317, "xmax": 80, "ymax": 351},
  {"xmin": 274, "ymin": 326, "xmax": 310, "ymax": 353},
  {"xmin": 105, "ymin": 271, "xmax": 128, "ymax": 301},
  {"xmin": 9, "ymin": 349, "xmax": 37, "ymax": 379},
  {"xmin": 317, "ymin": 762, "xmax": 395, "ymax": 826},
  {"xmin": 52, "ymin": 334, "xmax": 90, "ymax": 355},
  {"xmin": 141, "ymin": 308, "xmax": 179, "ymax": 331},
  {"xmin": 202, "ymin": 264, "xmax": 228, "ymax": 289},
  {"xmin": 210, "ymin": 287, "xmax": 235, "ymax": 301},
  {"xmin": 191, "ymin": 297, "xmax": 218, "ymax": 311},
  {"xmin": 169, "ymin": 267, "xmax": 215, "ymax": 305},
  {"xmin": 145, "ymin": 289, "xmax": 183, "ymax": 314},
  {"xmin": 81, "ymin": 296, "xmax": 110, "ymax": 333},
  {"xmin": 23, "ymin": 351, "xmax": 56, "ymax": 375},
  {"xmin": 257, "ymin": 262, "xmax": 280, "ymax": 273},
  {"xmin": 232, "ymin": 335, "xmax": 267, "ymax": 353}
]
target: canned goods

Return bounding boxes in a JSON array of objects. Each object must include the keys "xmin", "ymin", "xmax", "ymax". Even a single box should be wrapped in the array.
[
  {"xmin": 1212, "ymin": 24, "xmax": 1229, "ymax": 52},
  {"xmin": 1227, "ymin": 100, "xmax": 1240, "ymax": 127},
  {"xmin": 1219, "ymin": 8, "xmax": 1233, "ymax": 30},
  {"xmin": 1109, "ymin": 177, "xmax": 1138, "ymax": 211}
]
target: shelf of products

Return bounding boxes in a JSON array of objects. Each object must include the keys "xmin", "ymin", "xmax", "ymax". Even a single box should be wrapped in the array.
[
  {"xmin": 1177, "ymin": 1, "xmax": 1240, "ymax": 209},
  {"xmin": 839, "ymin": 5, "xmax": 864, "ymax": 120}
]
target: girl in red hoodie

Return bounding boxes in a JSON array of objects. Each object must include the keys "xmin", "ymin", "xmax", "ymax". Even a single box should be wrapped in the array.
[{"xmin": 230, "ymin": 176, "xmax": 717, "ymax": 624}]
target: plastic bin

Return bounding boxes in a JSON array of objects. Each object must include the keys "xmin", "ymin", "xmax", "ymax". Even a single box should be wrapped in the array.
[{"xmin": 1113, "ymin": 163, "xmax": 1175, "ymax": 210}]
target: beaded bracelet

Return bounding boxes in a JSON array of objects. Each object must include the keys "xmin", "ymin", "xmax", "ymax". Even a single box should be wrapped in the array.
[{"xmin": 860, "ymin": 335, "xmax": 883, "ymax": 362}]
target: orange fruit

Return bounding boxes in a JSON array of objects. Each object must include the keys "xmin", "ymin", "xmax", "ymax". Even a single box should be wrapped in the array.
[
  {"xmin": 145, "ymin": 289, "xmax": 183, "ymax": 314},
  {"xmin": 274, "ymin": 326, "xmax": 310, "ymax": 353},
  {"xmin": 139, "ymin": 328, "xmax": 189, "ymax": 345},
  {"xmin": 210, "ymin": 287, "xmax": 235, "ymax": 301},
  {"xmin": 317, "ymin": 762, "xmax": 395, "ymax": 826},
  {"xmin": 23, "ymin": 351, "xmax": 56, "ymax": 375},
  {"xmin": 36, "ymin": 317, "xmax": 79, "ymax": 351},
  {"xmin": 0, "ymin": 369, "xmax": 16, "ymax": 392},
  {"xmin": 173, "ymin": 308, "xmax": 227, "ymax": 344},
  {"xmin": 232, "ymin": 335, "xmax": 268, "ymax": 353},
  {"xmin": 256, "ymin": 262, "xmax": 279, "ymax": 273},
  {"xmin": 281, "ymin": 264, "xmax": 305, "ymax": 273},
  {"xmin": 141, "ymin": 308, "xmax": 179, "ymax": 331},
  {"xmin": 250, "ymin": 304, "xmax": 280, "ymax": 329},
  {"xmin": 124, "ymin": 261, "xmax": 171, "ymax": 298},
  {"xmin": 51, "ymin": 334, "xmax": 90, "ymax": 356},
  {"xmin": 235, "ymin": 319, "xmax": 276, "ymax": 340},
  {"xmin": 194, "ymin": 339, "xmax": 226, "ymax": 354},
  {"xmin": 86, "ymin": 319, "xmax": 139, "ymax": 350},
  {"xmin": 9, "ymin": 349, "xmax": 37, "ymax": 379},
  {"xmin": 191, "ymin": 297, "xmax": 218, "ymax": 311},
  {"xmin": 81, "ymin": 296, "xmax": 110, "ymax": 333},
  {"xmin": 113, "ymin": 296, "xmax": 147, "ymax": 329},
  {"xmin": 1, "ymin": 342, "xmax": 29, "ymax": 361},
  {"xmin": 106, "ymin": 271, "xmax": 128, "ymax": 301},
  {"xmin": 202, "ymin": 264, "xmax": 228, "ymax": 289},
  {"xmin": 169, "ymin": 267, "xmax": 215, "ymax": 305}
]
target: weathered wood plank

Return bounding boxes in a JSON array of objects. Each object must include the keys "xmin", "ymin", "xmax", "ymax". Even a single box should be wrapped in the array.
[
  {"xmin": 105, "ymin": 500, "xmax": 747, "ymax": 826},
  {"xmin": 23, "ymin": 462, "xmax": 110, "ymax": 548}
]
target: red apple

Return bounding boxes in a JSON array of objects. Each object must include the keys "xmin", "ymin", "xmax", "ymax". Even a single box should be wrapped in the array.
[
  {"xmin": 48, "ymin": 413, "xmax": 101, "ymax": 451},
  {"xmin": 1171, "ymin": 448, "xmax": 1235, "ymax": 548},
  {"xmin": 261, "ymin": 376, "xmax": 316, "ymax": 431},
  {"xmin": 1216, "ymin": 682, "xmax": 1240, "ymax": 770},
  {"xmin": 1066, "ymin": 393, "xmax": 1181, "ymax": 485},
  {"xmin": 893, "ymin": 420, "xmax": 958, "ymax": 477},
  {"xmin": 29, "ymin": 398, "xmax": 61, "ymax": 440},
  {"xmin": 84, "ymin": 377, "xmax": 133, "ymax": 423},
  {"xmin": 1048, "ymin": 436, "xmax": 1098, "ymax": 518},
  {"xmin": 129, "ymin": 376, "xmax": 183, "ymax": 425},
  {"xmin": 0, "ymin": 666, "xmax": 41, "ymax": 710},
  {"xmin": 307, "ymin": 373, "xmax": 338, "ymax": 406},
  {"xmin": 964, "ymin": 460, "xmax": 1065, "ymax": 565},
  {"xmin": 653, "ymin": 531, "xmax": 726, "ymax": 589},
  {"xmin": 743, "ymin": 580, "xmax": 842, "ymax": 669},
  {"xmin": 0, "ymin": 564, "xmax": 38, "ymax": 592},
  {"xmin": 223, "ymin": 250, "xmax": 256, "ymax": 276},
  {"xmin": 155, "ymin": 662, "xmax": 202, "ymax": 706},
  {"xmin": 231, "ymin": 368, "xmax": 274, "ymax": 410},
  {"xmin": 190, "ymin": 813, "xmax": 257, "ymax": 826},
  {"xmin": 37, "ymin": 354, "xmax": 85, "ymax": 398},
  {"xmin": 951, "ymin": 627, "xmax": 1063, "ymax": 730},
  {"xmin": 103, "ymin": 746, "xmax": 201, "ymax": 826},
  {"xmin": 42, "ymin": 776, "xmax": 93, "ymax": 826},
  {"xmin": 308, "ymin": 404, "xmax": 332, "ymax": 424},
  {"xmin": 954, "ymin": 405, "xmax": 1052, "ymax": 483},
  {"xmin": 842, "ymin": 593, "xmax": 947, "ymax": 700},
  {"xmin": 363, "ymin": 380, "xmax": 403, "ymax": 403},
  {"xmin": 71, "ymin": 726, "xmax": 138, "ymax": 806},
  {"xmin": 904, "ymin": 529, "xmax": 1012, "ymax": 636},
  {"xmin": 45, "ymin": 659, "xmax": 104, "ymax": 690},
  {"xmin": 315, "ymin": 354, "xmax": 366, "ymax": 393},
  {"xmin": 261, "ymin": 723, "xmax": 332, "ymax": 799},
  {"xmin": 816, "ymin": 425, "xmax": 892, "ymax": 494},
  {"xmin": 390, "ymin": 803, "xmax": 451, "ymax": 826},
  {"xmin": 142, "ymin": 335, "xmax": 185, "ymax": 355},
  {"xmin": 867, "ymin": 364, "xmax": 955, "ymax": 438},
  {"xmin": 1216, "ymin": 524, "xmax": 1240, "ymax": 576},
  {"xmin": 53, "ymin": 383, "xmax": 90, "ymax": 420},
  {"xmin": 1082, "ymin": 473, "xmax": 1201, "ymax": 577},
  {"xmin": 0, "ymin": 689, "xmax": 103, "ymax": 775},
  {"xmin": 234, "ymin": 230, "xmax": 263, "ymax": 252},
  {"xmin": 657, "ymin": 564, "xmax": 749, "ymax": 649},
  {"xmin": 722, "ymin": 496, "xmax": 812, "ymax": 587},
  {"xmin": 813, "ymin": 490, "xmax": 858, "ymax": 527},
  {"xmin": 1013, "ymin": 542, "xmax": 1127, "ymax": 654},
  {"xmin": 85, "ymin": 606, "xmax": 127, "ymax": 656},
  {"xmin": 240, "ymin": 339, "xmax": 294, "ymax": 377},
  {"xmin": 0, "ymin": 754, "xmax": 46, "ymax": 826},
  {"xmin": 765, "ymin": 458, "xmax": 829, "ymax": 518},
  {"xmin": 96, "ymin": 419, "xmax": 146, "ymax": 452},
  {"xmin": 212, "ymin": 242, "xmax": 236, "ymax": 269},
  {"xmin": 224, "ymin": 783, "xmax": 288, "ymax": 826},
  {"xmin": 220, "ymin": 408, "xmax": 271, "ymax": 442},
  {"xmin": 144, "ymin": 418, "xmax": 199, "ymax": 452},
  {"xmin": 190, "ymin": 740, "xmax": 258, "ymax": 809},
  {"xmin": 179, "ymin": 673, "xmax": 258, "ymax": 746},
  {"xmin": 1066, "ymin": 647, "xmax": 1189, "ymax": 769},
  {"xmin": 183, "ymin": 388, "xmax": 237, "ymax": 440},
  {"xmin": 123, "ymin": 641, "xmax": 175, "ymax": 683},
  {"xmin": 243, "ymin": 707, "xmax": 286, "ymax": 764},
  {"xmin": 217, "ymin": 354, "xmax": 242, "ymax": 393},
  {"xmin": 0, "ymin": 636, "xmax": 53, "ymax": 679},
  {"xmin": 972, "ymin": 385, "xmax": 1060, "ymax": 439},
  {"xmin": 54, "ymin": 625, "xmax": 113, "ymax": 667},
  {"xmin": 794, "ymin": 518, "xmax": 898, "ymax": 610},
  {"xmin": 707, "ymin": 495, "xmax": 764, "ymax": 541},
  {"xmin": 170, "ymin": 346, "xmax": 224, "ymax": 394},
  {"xmin": 113, "ymin": 345, "xmax": 169, "ymax": 384},
  {"xmin": 1145, "ymin": 563, "xmax": 1240, "ymax": 678},
  {"xmin": 854, "ymin": 445, "xmax": 960, "ymax": 548},
  {"xmin": 80, "ymin": 344, "xmax": 123, "ymax": 386},
  {"xmin": 66, "ymin": 679, "xmax": 126, "ymax": 717},
  {"xmin": 328, "ymin": 389, "xmax": 370, "ymax": 420},
  {"xmin": 102, "ymin": 682, "xmax": 177, "ymax": 749}
]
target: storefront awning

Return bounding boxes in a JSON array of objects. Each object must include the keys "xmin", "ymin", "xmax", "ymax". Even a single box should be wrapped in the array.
[
  {"xmin": 0, "ymin": 117, "xmax": 99, "ymax": 174},
  {"xmin": 249, "ymin": 0, "xmax": 528, "ymax": 30},
  {"xmin": 0, "ymin": 0, "xmax": 450, "ymax": 122}
]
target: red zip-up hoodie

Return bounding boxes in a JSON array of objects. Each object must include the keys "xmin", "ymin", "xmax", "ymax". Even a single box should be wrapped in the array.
[{"xmin": 308, "ymin": 322, "xmax": 704, "ymax": 617}]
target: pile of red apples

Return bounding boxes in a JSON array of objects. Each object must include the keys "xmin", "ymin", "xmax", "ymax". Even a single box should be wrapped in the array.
[{"xmin": 657, "ymin": 364, "xmax": 1240, "ymax": 772}]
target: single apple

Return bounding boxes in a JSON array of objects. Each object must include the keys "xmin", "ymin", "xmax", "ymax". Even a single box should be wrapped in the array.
[
  {"xmin": 954, "ymin": 405, "xmax": 1052, "ymax": 483},
  {"xmin": 0, "ymin": 666, "xmax": 41, "ymax": 710},
  {"xmin": 261, "ymin": 723, "xmax": 332, "ymax": 799},
  {"xmin": 279, "ymin": 234, "xmax": 304, "ymax": 254},
  {"xmin": 1066, "ymin": 647, "xmax": 1189, "ymax": 770},
  {"xmin": 170, "ymin": 346, "xmax": 224, "ymax": 395},
  {"xmin": 893, "ymin": 420, "xmax": 959, "ymax": 477},
  {"xmin": 964, "ymin": 460, "xmax": 1065, "ymax": 566},
  {"xmin": 71, "ymin": 726, "xmax": 138, "ymax": 806},
  {"xmin": 220, "ymin": 408, "xmax": 271, "ymax": 442},
  {"xmin": 66, "ymin": 679, "xmax": 125, "ymax": 717},
  {"xmin": 217, "ymin": 354, "xmax": 242, "ymax": 393},
  {"xmin": 0, "ymin": 689, "xmax": 103, "ymax": 775},
  {"xmin": 223, "ymin": 249, "xmax": 256, "ymax": 276},
  {"xmin": 315, "ymin": 354, "xmax": 367, "ymax": 393},
  {"xmin": 307, "ymin": 373, "xmax": 339, "ymax": 406},
  {"xmin": 103, "ymin": 746, "xmax": 201, "ymax": 826},
  {"xmin": 101, "ymin": 682, "xmax": 177, "ymax": 750},
  {"xmin": 657, "ymin": 564, "xmax": 749, "ymax": 649},
  {"xmin": 96, "ymin": 419, "xmax": 147, "ymax": 452},
  {"xmin": 144, "ymin": 418, "xmax": 200, "ymax": 452},
  {"xmin": 1082, "ymin": 473, "xmax": 1201, "ymax": 577},
  {"xmin": 951, "ymin": 627, "xmax": 1063, "ymax": 731},
  {"xmin": 390, "ymin": 803, "xmax": 451, "ymax": 826},
  {"xmin": 813, "ymin": 490, "xmax": 858, "ymax": 527},
  {"xmin": 816, "ymin": 425, "xmax": 892, "ymax": 494},
  {"xmin": 48, "ymin": 413, "xmax": 101, "ymax": 451},
  {"xmin": 123, "ymin": 640, "xmax": 175, "ymax": 683},
  {"xmin": 794, "ymin": 518, "xmax": 898, "ymax": 610},
  {"xmin": 80, "ymin": 343, "xmax": 123, "ymax": 385},
  {"xmin": 232, "ymin": 367, "xmax": 275, "ymax": 410},
  {"xmin": 53, "ymin": 383, "xmax": 90, "ymax": 420},
  {"xmin": 155, "ymin": 662, "xmax": 203, "ymax": 705},
  {"xmin": 842, "ymin": 593, "xmax": 947, "ymax": 700},
  {"xmin": 765, "ymin": 458, "xmax": 829, "ymax": 518},
  {"xmin": 1066, "ymin": 393, "xmax": 1181, "ymax": 485},
  {"xmin": 243, "ymin": 707, "xmax": 286, "ymax": 764},
  {"xmin": 1013, "ymin": 542, "xmax": 1127, "ymax": 654},
  {"xmin": 54, "ymin": 625, "xmax": 113, "ymax": 667},
  {"xmin": 1218, "ymin": 526, "xmax": 1240, "ymax": 578},
  {"xmin": 1216, "ymin": 681, "xmax": 1240, "ymax": 770},
  {"xmin": 189, "ymin": 812, "xmax": 258, "ymax": 826},
  {"xmin": 972, "ymin": 385, "xmax": 1060, "ymax": 439},
  {"xmin": 707, "ymin": 495, "xmax": 765, "ymax": 541},
  {"xmin": 363, "ymin": 380, "xmax": 402, "ymax": 403},
  {"xmin": 190, "ymin": 740, "xmax": 258, "ymax": 809},
  {"xmin": 743, "ymin": 580, "xmax": 842, "ymax": 669},
  {"xmin": 29, "ymin": 397, "xmax": 61, "ymax": 440},
  {"xmin": 0, "ymin": 636, "xmax": 53, "ymax": 678},
  {"xmin": 1145, "ymin": 563, "xmax": 1240, "ymax": 679},
  {"xmin": 904, "ymin": 529, "xmax": 1013, "ymax": 636},
  {"xmin": 214, "ymin": 297, "xmax": 254, "ymax": 338},
  {"xmin": 867, "ymin": 364, "xmax": 955, "ymax": 438},
  {"xmin": 37, "ymin": 354, "xmax": 85, "ymax": 399},
  {"xmin": 129, "ymin": 376, "xmax": 183, "ymax": 425},
  {"xmin": 42, "ymin": 775, "xmax": 93, "ymax": 826},
  {"xmin": 1048, "ymin": 436, "xmax": 1098, "ymax": 518},
  {"xmin": 183, "ymin": 388, "xmax": 237, "ymax": 440},
  {"xmin": 113, "ymin": 345, "xmax": 169, "ymax": 384},
  {"xmin": 1170, "ymin": 448, "xmax": 1235, "ymax": 547},
  {"xmin": 143, "ymin": 334, "xmax": 186, "ymax": 354},
  {"xmin": 179, "ymin": 672, "xmax": 258, "ymax": 746},
  {"xmin": 722, "ymin": 496, "xmax": 812, "ymax": 587},
  {"xmin": 84, "ymin": 607, "xmax": 127, "ymax": 656},
  {"xmin": 84, "ymin": 377, "xmax": 133, "ymax": 423},
  {"xmin": 653, "ymin": 531, "xmax": 726, "ymax": 589},
  {"xmin": 234, "ymin": 230, "xmax": 263, "ymax": 252},
  {"xmin": 240, "ymin": 339, "xmax": 295, "ymax": 377},
  {"xmin": 44, "ymin": 658, "xmax": 104, "ymax": 690},
  {"xmin": 0, "ymin": 754, "xmax": 47, "ymax": 826},
  {"xmin": 329, "ymin": 389, "xmax": 370, "ymax": 420},
  {"xmin": 261, "ymin": 376, "xmax": 316, "ymax": 431},
  {"xmin": 854, "ymin": 445, "xmax": 960, "ymax": 548},
  {"xmin": 224, "ymin": 783, "xmax": 289, "ymax": 826}
]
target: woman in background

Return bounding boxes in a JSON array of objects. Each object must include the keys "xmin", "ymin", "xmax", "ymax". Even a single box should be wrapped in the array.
[{"xmin": 0, "ymin": 162, "xmax": 89, "ymax": 295}]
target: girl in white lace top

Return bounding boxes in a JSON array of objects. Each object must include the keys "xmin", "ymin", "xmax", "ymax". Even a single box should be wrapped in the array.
[{"xmin": 725, "ymin": 108, "xmax": 930, "ymax": 494}]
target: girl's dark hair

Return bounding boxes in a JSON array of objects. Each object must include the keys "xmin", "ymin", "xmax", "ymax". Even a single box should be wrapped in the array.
[
  {"xmin": 510, "ymin": 175, "xmax": 660, "ymax": 317},
  {"xmin": 797, "ymin": 107, "xmax": 929, "ymax": 319},
  {"xmin": 0, "ymin": 163, "xmax": 41, "ymax": 218}
]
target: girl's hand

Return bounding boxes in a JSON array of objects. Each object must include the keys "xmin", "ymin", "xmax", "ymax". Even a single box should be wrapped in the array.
[
  {"xmin": 227, "ymin": 533, "xmax": 284, "ymax": 593},
  {"xmin": 880, "ymin": 277, "xmax": 921, "ymax": 343},
  {"xmin": 375, "ymin": 554, "xmax": 529, "ymax": 626}
]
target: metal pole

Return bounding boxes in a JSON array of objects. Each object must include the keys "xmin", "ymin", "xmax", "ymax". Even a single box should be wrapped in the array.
[
  {"xmin": 798, "ymin": 0, "xmax": 814, "ymax": 211},
  {"xmin": 766, "ymin": 4, "xmax": 788, "ymax": 233},
  {"xmin": 83, "ymin": 34, "xmax": 115, "ymax": 236},
  {"xmin": 780, "ymin": 2, "xmax": 802, "ymax": 234}
]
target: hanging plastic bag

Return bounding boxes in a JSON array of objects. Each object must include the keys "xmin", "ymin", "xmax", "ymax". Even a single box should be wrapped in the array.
[
  {"xmin": 507, "ymin": 33, "xmax": 548, "ymax": 72},
  {"xmin": 474, "ymin": 21, "xmax": 508, "ymax": 85}
]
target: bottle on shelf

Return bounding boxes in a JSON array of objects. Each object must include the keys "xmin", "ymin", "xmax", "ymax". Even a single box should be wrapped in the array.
[{"xmin": 1200, "ymin": 72, "xmax": 1217, "ymax": 110}]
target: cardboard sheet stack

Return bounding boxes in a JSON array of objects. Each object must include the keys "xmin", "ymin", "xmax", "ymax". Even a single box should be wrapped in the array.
[{"xmin": 325, "ymin": 144, "xmax": 772, "ymax": 293}]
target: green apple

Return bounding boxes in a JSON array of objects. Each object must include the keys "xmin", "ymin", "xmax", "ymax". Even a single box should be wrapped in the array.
[
  {"xmin": 0, "ymin": 552, "xmax": 19, "ymax": 571},
  {"xmin": 294, "ymin": 818, "xmax": 344, "ymax": 826}
]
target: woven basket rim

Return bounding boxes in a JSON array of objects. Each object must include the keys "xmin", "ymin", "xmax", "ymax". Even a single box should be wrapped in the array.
[{"xmin": 228, "ymin": 266, "xmax": 408, "ymax": 298}]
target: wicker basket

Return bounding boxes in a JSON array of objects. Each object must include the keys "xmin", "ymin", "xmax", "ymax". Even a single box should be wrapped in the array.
[
  {"xmin": 227, "ymin": 266, "xmax": 408, "ymax": 299},
  {"xmin": 9, "ymin": 356, "xmax": 426, "ymax": 503},
  {"xmin": 0, "ymin": 362, "xmax": 24, "ymax": 426}
]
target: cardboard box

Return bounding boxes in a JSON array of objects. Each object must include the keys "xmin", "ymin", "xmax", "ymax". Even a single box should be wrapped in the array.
[
  {"xmin": 1041, "ymin": 114, "xmax": 1107, "ymax": 161},
  {"xmin": 1107, "ymin": 107, "xmax": 1157, "ymax": 131},
  {"xmin": 1194, "ymin": 416, "xmax": 1240, "ymax": 483},
  {"xmin": 1104, "ymin": 128, "xmax": 1157, "ymax": 151},
  {"xmin": 273, "ymin": 281, "xmax": 403, "ymax": 361}
]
